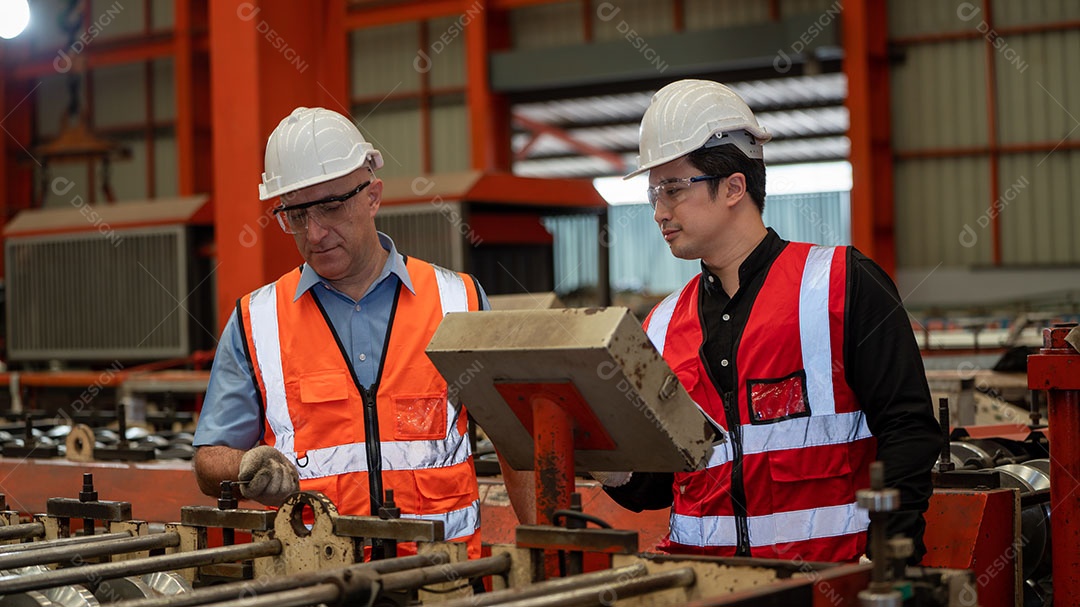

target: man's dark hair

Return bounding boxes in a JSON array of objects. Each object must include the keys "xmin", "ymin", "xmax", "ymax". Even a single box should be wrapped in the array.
[{"xmin": 687, "ymin": 143, "xmax": 767, "ymax": 213}]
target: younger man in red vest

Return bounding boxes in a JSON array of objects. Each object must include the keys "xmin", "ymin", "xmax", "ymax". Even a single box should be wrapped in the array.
[{"xmin": 597, "ymin": 80, "xmax": 941, "ymax": 564}]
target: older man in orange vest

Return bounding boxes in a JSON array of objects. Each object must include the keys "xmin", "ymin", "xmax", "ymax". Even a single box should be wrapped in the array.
[{"xmin": 193, "ymin": 107, "xmax": 527, "ymax": 558}]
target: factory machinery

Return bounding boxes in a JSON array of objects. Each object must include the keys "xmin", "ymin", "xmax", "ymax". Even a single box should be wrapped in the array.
[{"xmin": 0, "ymin": 311, "xmax": 1075, "ymax": 606}]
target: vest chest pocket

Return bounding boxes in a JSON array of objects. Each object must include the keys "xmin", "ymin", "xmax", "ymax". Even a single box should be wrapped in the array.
[
  {"xmin": 392, "ymin": 393, "xmax": 448, "ymax": 440},
  {"xmin": 294, "ymin": 371, "xmax": 359, "ymax": 447},
  {"xmin": 747, "ymin": 370, "xmax": 811, "ymax": 425}
]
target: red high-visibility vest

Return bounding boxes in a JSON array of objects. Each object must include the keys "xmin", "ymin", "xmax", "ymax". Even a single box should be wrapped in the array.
[
  {"xmin": 239, "ymin": 257, "xmax": 482, "ymax": 557},
  {"xmin": 644, "ymin": 243, "xmax": 875, "ymax": 562}
]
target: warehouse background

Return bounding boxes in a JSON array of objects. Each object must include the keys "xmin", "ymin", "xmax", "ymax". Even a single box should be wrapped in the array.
[{"xmin": 0, "ymin": 0, "xmax": 1078, "ymax": 360}]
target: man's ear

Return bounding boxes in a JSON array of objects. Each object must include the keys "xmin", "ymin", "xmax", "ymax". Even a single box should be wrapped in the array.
[
  {"xmin": 724, "ymin": 173, "xmax": 747, "ymax": 208},
  {"xmin": 367, "ymin": 179, "xmax": 384, "ymax": 216}
]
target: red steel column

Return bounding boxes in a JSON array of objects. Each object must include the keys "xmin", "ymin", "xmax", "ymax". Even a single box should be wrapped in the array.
[
  {"xmin": 209, "ymin": 0, "xmax": 349, "ymax": 330},
  {"xmin": 531, "ymin": 394, "xmax": 574, "ymax": 527},
  {"xmin": 1028, "ymin": 323, "xmax": 1080, "ymax": 606},
  {"xmin": 843, "ymin": 0, "xmax": 895, "ymax": 275},
  {"xmin": 465, "ymin": 0, "xmax": 511, "ymax": 171}
]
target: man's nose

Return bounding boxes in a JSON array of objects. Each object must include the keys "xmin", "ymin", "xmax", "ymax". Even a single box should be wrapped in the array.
[
  {"xmin": 304, "ymin": 217, "xmax": 329, "ymax": 241},
  {"xmin": 653, "ymin": 202, "xmax": 670, "ymax": 224}
]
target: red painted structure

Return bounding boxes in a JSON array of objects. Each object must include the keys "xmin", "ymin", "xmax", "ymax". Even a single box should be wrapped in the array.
[{"xmin": 1028, "ymin": 323, "xmax": 1080, "ymax": 607}]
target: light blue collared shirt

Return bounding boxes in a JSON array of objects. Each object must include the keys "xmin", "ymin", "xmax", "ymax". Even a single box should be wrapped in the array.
[{"xmin": 193, "ymin": 233, "xmax": 488, "ymax": 449}]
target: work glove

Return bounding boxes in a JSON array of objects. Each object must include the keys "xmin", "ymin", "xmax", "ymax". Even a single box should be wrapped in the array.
[
  {"xmin": 238, "ymin": 446, "xmax": 300, "ymax": 507},
  {"xmin": 589, "ymin": 471, "xmax": 632, "ymax": 487}
]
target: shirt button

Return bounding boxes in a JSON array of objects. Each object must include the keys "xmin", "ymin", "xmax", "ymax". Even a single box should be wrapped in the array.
[
  {"xmin": 354, "ymin": 304, "xmax": 361, "ymax": 311},
  {"xmin": 722, "ymin": 314, "xmax": 730, "ymax": 321},
  {"xmin": 707, "ymin": 275, "xmax": 715, "ymax": 283},
  {"xmin": 358, "ymin": 353, "xmax": 367, "ymax": 361},
  {"xmin": 720, "ymin": 359, "xmax": 729, "ymax": 367}
]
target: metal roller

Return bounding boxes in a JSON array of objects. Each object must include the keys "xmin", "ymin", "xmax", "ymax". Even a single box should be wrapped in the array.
[
  {"xmin": 0, "ymin": 523, "xmax": 45, "ymax": 542},
  {"xmin": 107, "ymin": 554, "xmax": 444, "ymax": 607},
  {"xmin": 0, "ymin": 533, "xmax": 179, "ymax": 570},
  {"xmin": 996, "ymin": 461, "xmax": 1052, "ymax": 579},
  {"xmin": 0, "ymin": 532, "xmax": 132, "ymax": 555},
  {"xmin": 0, "ymin": 540, "xmax": 282, "ymax": 595}
]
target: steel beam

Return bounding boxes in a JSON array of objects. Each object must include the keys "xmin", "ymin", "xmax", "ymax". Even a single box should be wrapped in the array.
[{"xmin": 843, "ymin": 0, "xmax": 895, "ymax": 275}]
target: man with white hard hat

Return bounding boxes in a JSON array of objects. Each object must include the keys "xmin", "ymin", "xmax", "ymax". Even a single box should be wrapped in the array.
[
  {"xmin": 596, "ymin": 80, "xmax": 941, "ymax": 564},
  {"xmin": 193, "ymin": 107, "xmax": 506, "ymax": 559}
]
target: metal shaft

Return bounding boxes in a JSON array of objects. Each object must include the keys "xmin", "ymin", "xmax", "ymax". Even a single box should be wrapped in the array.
[
  {"xmin": 111, "ymin": 553, "xmax": 447, "ymax": 607},
  {"xmin": 379, "ymin": 553, "xmax": 512, "ymax": 592},
  {"xmin": 490, "ymin": 567, "xmax": 695, "ymax": 607},
  {"xmin": 0, "ymin": 539, "xmax": 282, "ymax": 595},
  {"xmin": 0, "ymin": 531, "xmax": 179, "ymax": 570},
  {"xmin": 0, "ymin": 531, "xmax": 132, "ymax": 554},
  {"xmin": 202, "ymin": 584, "xmax": 343, "ymax": 607},
  {"xmin": 438, "ymin": 563, "xmax": 649, "ymax": 607},
  {"xmin": 0, "ymin": 522, "xmax": 45, "ymax": 541},
  {"xmin": 937, "ymin": 398, "xmax": 955, "ymax": 471}
]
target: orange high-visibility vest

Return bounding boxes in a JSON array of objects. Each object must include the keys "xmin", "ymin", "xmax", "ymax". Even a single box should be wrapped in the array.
[
  {"xmin": 239, "ymin": 257, "xmax": 482, "ymax": 557},
  {"xmin": 644, "ymin": 243, "xmax": 875, "ymax": 562}
]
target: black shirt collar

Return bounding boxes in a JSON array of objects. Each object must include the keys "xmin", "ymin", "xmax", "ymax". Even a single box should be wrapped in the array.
[{"xmin": 701, "ymin": 228, "xmax": 787, "ymax": 296}]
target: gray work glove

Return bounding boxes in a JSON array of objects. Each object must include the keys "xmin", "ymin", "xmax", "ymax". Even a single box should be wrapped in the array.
[
  {"xmin": 238, "ymin": 446, "xmax": 300, "ymax": 507},
  {"xmin": 589, "ymin": 471, "xmax": 632, "ymax": 487}
]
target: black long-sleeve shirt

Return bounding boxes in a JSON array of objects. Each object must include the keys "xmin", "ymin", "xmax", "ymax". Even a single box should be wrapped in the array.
[{"xmin": 606, "ymin": 229, "xmax": 942, "ymax": 562}]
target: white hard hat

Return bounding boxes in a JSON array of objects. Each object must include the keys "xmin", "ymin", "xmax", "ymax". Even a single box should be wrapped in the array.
[
  {"xmin": 625, "ymin": 80, "xmax": 771, "ymax": 179},
  {"xmin": 259, "ymin": 107, "xmax": 384, "ymax": 201}
]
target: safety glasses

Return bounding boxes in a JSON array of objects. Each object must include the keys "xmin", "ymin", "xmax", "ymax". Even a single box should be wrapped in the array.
[{"xmin": 273, "ymin": 181, "xmax": 371, "ymax": 234}]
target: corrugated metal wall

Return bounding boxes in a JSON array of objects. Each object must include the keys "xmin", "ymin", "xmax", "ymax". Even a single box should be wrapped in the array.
[
  {"xmin": 507, "ymin": 0, "xmax": 843, "ymax": 48},
  {"xmin": 890, "ymin": 0, "xmax": 1080, "ymax": 269},
  {"xmin": 545, "ymin": 191, "xmax": 850, "ymax": 294},
  {"xmin": 350, "ymin": 18, "xmax": 469, "ymax": 178}
]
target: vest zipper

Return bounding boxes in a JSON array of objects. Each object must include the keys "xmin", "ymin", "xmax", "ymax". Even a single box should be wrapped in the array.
[
  {"xmin": 360, "ymin": 385, "xmax": 384, "ymax": 515},
  {"xmin": 699, "ymin": 353, "xmax": 751, "ymax": 556}
]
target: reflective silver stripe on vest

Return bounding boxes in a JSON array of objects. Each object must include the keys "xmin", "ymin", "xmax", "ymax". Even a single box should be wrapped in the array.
[
  {"xmin": 800, "ymin": 246, "xmax": 838, "ymax": 416},
  {"xmin": 286, "ymin": 430, "xmax": 471, "ymax": 479},
  {"xmin": 432, "ymin": 265, "xmax": 468, "ymax": 317},
  {"xmin": 669, "ymin": 501, "xmax": 869, "ymax": 548},
  {"xmin": 402, "ymin": 499, "xmax": 481, "ymax": 540},
  {"xmin": 248, "ymin": 284, "xmax": 296, "ymax": 456},
  {"xmin": 702, "ymin": 411, "xmax": 872, "ymax": 469},
  {"xmin": 646, "ymin": 289, "xmax": 681, "ymax": 355}
]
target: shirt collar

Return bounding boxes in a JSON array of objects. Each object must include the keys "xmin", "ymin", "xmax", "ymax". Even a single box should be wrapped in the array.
[
  {"xmin": 293, "ymin": 232, "xmax": 416, "ymax": 301},
  {"xmin": 701, "ymin": 228, "xmax": 787, "ymax": 295}
]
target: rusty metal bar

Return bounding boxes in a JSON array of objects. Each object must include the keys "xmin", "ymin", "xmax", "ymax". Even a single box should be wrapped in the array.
[
  {"xmin": 438, "ymin": 563, "xmax": 649, "ymax": 607},
  {"xmin": 205, "ymin": 585, "xmax": 343, "ymax": 607},
  {"xmin": 189, "ymin": 553, "xmax": 505, "ymax": 607},
  {"xmin": 0, "ymin": 531, "xmax": 131, "ymax": 554},
  {"xmin": 0, "ymin": 522, "xmax": 45, "ymax": 541},
  {"xmin": 0, "ymin": 539, "xmax": 282, "ymax": 595},
  {"xmin": 487, "ymin": 567, "xmax": 695, "ymax": 607},
  {"xmin": 379, "ymin": 553, "xmax": 512, "ymax": 592},
  {"xmin": 111, "ymin": 553, "xmax": 447, "ymax": 607},
  {"xmin": 0, "ymin": 531, "xmax": 179, "ymax": 570}
]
